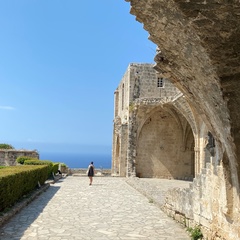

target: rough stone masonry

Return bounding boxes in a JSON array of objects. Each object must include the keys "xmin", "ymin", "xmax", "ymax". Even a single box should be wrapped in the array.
[{"xmin": 112, "ymin": 1, "xmax": 240, "ymax": 239}]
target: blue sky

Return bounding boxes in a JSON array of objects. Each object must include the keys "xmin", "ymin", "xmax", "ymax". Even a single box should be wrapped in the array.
[{"xmin": 0, "ymin": 0, "xmax": 156, "ymax": 155}]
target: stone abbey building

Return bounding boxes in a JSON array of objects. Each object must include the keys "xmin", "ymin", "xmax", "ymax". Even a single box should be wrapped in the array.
[
  {"xmin": 112, "ymin": 63, "xmax": 220, "ymax": 237},
  {"xmin": 112, "ymin": 1, "xmax": 240, "ymax": 239},
  {"xmin": 112, "ymin": 63, "xmax": 199, "ymax": 179}
]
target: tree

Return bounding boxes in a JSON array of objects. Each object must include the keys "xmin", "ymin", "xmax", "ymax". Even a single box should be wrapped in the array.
[{"xmin": 0, "ymin": 143, "xmax": 14, "ymax": 149}]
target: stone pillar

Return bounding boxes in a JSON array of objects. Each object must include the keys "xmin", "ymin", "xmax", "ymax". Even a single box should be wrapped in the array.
[
  {"xmin": 194, "ymin": 135, "xmax": 201, "ymax": 175},
  {"xmin": 111, "ymin": 133, "xmax": 119, "ymax": 175},
  {"xmin": 126, "ymin": 106, "xmax": 138, "ymax": 177},
  {"xmin": 112, "ymin": 116, "xmax": 122, "ymax": 176},
  {"xmin": 120, "ymin": 124, "xmax": 128, "ymax": 177}
]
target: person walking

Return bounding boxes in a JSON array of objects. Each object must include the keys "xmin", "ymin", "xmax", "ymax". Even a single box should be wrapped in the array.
[{"xmin": 87, "ymin": 161, "xmax": 94, "ymax": 185}]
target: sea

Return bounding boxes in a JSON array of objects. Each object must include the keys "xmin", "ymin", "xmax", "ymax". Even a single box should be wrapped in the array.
[{"xmin": 39, "ymin": 152, "xmax": 112, "ymax": 169}]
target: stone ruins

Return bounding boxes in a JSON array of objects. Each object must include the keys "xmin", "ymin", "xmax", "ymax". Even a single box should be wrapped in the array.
[
  {"xmin": 0, "ymin": 149, "xmax": 39, "ymax": 166},
  {"xmin": 112, "ymin": 1, "xmax": 240, "ymax": 239}
]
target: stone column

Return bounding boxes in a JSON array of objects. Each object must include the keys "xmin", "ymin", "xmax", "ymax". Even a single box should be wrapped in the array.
[
  {"xmin": 126, "ymin": 104, "xmax": 138, "ymax": 177},
  {"xmin": 119, "ymin": 124, "xmax": 128, "ymax": 177},
  {"xmin": 194, "ymin": 135, "xmax": 201, "ymax": 175}
]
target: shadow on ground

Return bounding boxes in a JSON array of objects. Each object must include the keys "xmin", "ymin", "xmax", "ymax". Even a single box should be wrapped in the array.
[{"xmin": 0, "ymin": 183, "xmax": 61, "ymax": 240}]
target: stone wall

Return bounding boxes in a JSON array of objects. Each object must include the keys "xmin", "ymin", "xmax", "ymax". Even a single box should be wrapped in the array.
[
  {"xmin": 0, "ymin": 150, "xmax": 39, "ymax": 166},
  {"xmin": 162, "ymin": 159, "xmax": 239, "ymax": 240}
]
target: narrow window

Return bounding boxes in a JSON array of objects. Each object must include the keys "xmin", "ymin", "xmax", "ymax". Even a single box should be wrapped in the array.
[
  {"xmin": 157, "ymin": 78, "xmax": 164, "ymax": 88},
  {"xmin": 122, "ymin": 84, "xmax": 124, "ymax": 110}
]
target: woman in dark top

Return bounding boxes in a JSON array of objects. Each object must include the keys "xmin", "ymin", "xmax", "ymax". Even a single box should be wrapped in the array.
[{"xmin": 87, "ymin": 161, "xmax": 94, "ymax": 185}]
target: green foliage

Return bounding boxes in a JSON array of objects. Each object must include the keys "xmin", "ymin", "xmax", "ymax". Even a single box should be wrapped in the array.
[
  {"xmin": 0, "ymin": 143, "xmax": 14, "ymax": 149},
  {"xmin": 16, "ymin": 156, "xmax": 38, "ymax": 165},
  {"xmin": 129, "ymin": 102, "xmax": 135, "ymax": 112},
  {"xmin": 0, "ymin": 165, "xmax": 48, "ymax": 212},
  {"xmin": 24, "ymin": 159, "xmax": 52, "ymax": 166},
  {"xmin": 52, "ymin": 163, "xmax": 59, "ymax": 174},
  {"xmin": 24, "ymin": 160, "xmax": 53, "ymax": 177},
  {"xmin": 187, "ymin": 226, "xmax": 203, "ymax": 240}
]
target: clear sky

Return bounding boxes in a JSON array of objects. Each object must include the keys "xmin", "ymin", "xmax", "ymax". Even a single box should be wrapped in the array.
[{"xmin": 0, "ymin": 0, "xmax": 156, "ymax": 155}]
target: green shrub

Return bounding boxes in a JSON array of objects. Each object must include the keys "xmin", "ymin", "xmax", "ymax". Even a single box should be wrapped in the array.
[
  {"xmin": 24, "ymin": 159, "xmax": 52, "ymax": 166},
  {"xmin": 24, "ymin": 160, "xmax": 54, "ymax": 177},
  {"xmin": 52, "ymin": 163, "xmax": 59, "ymax": 174},
  {"xmin": 0, "ymin": 143, "xmax": 14, "ymax": 149},
  {"xmin": 0, "ymin": 165, "xmax": 48, "ymax": 212},
  {"xmin": 16, "ymin": 156, "xmax": 38, "ymax": 165},
  {"xmin": 187, "ymin": 226, "xmax": 203, "ymax": 240}
]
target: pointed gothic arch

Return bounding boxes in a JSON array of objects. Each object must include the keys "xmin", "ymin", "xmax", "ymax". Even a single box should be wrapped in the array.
[{"xmin": 135, "ymin": 105, "xmax": 194, "ymax": 179}]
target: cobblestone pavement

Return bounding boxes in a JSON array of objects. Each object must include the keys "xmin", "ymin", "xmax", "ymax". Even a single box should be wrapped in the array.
[{"xmin": 0, "ymin": 177, "xmax": 191, "ymax": 240}]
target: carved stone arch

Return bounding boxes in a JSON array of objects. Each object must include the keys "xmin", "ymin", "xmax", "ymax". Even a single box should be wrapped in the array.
[
  {"xmin": 126, "ymin": 1, "xmax": 240, "ymax": 237},
  {"xmin": 136, "ymin": 104, "xmax": 183, "ymax": 141},
  {"xmin": 135, "ymin": 103, "xmax": 194, "ymax": 179},
  {"xmin": 172, "ymin": 95, "xmax": 198, "ymax": 136},
  {"xmin": 127, "ymin": 0, "xmax": 240, "ymax": 196}
]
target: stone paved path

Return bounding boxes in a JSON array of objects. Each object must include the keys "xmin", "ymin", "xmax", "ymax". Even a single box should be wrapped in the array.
[{"xmin": 0, "ymin": 177, "xmax": 190, "ymax": 240}]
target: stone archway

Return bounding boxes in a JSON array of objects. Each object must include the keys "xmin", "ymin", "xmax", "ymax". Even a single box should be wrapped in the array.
[
  {"xmin": 136, "ymin": 106, "xmax": 194, "ymax": 179},
  {"xmin": 127, "ymin": 0, "xmax": 240, "ymax": 192},
  {"xmin": 125, "ymin": 1, "xmax": 240, "ymax": 238}
]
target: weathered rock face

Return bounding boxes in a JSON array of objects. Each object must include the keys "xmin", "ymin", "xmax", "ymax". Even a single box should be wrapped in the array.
[{"xmin": 125, "ymin": 1, "xmax": 240, "ymax": 239}]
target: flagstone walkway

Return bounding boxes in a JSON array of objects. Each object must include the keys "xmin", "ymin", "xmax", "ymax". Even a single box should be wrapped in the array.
[{"xmin": 0, "ymin": 176, "xmax": 191, "ymax": 240}]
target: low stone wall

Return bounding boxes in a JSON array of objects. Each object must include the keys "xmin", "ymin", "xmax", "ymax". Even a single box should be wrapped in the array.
[
  {"xmin": 69, "ymin": 168, "xmax": 112, "ymax": 176},
  {"xmin": 0, "ymin": 150, "xmax": 39, "ymax": 166},
  {"xmin": 162, "ymin": 162, "xmax": 239, "ymax": 240}
]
